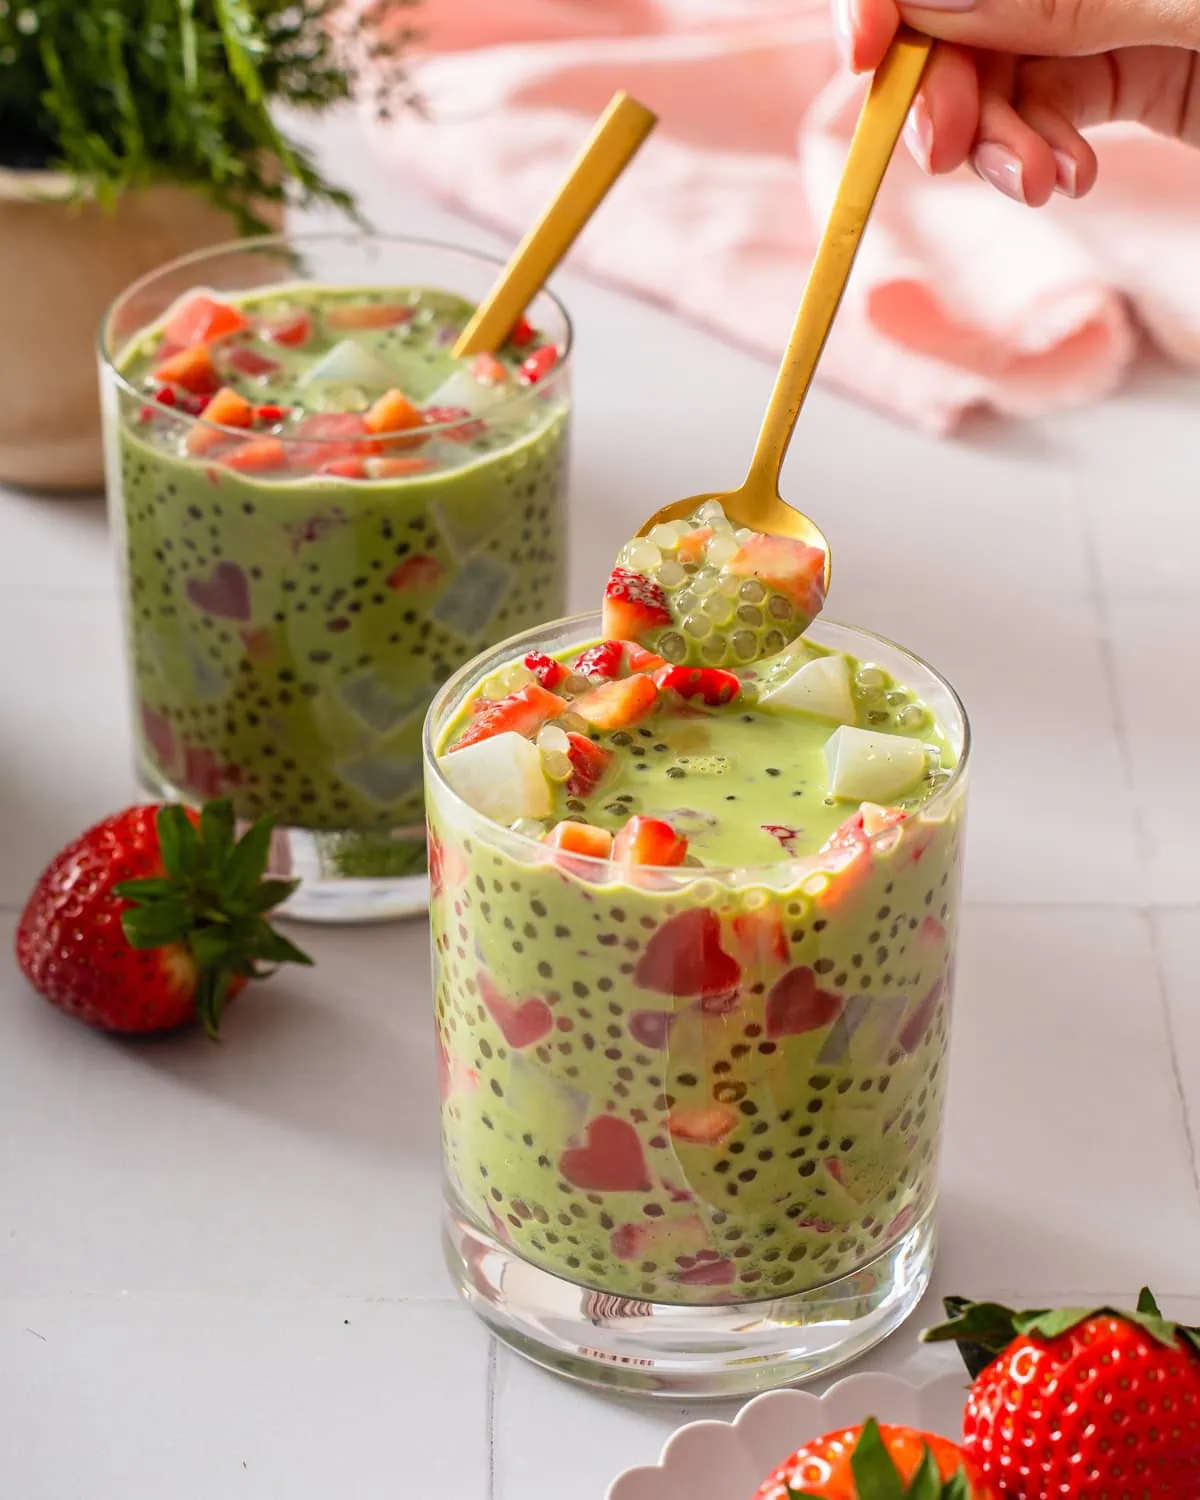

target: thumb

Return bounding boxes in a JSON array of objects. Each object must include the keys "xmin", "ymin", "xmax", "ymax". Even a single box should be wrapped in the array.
[{"xmin": 901, "ymin": 0, "xmax": 1200, "ymax": 56}]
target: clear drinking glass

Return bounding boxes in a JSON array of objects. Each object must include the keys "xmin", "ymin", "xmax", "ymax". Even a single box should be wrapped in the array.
[
  {"xmin": 99, "ymin": 233, "xmax": 572, "ymax": 923},
  {"xmin": 425, "ymin": 613, "xmax": 969, "ymax": 1397}
]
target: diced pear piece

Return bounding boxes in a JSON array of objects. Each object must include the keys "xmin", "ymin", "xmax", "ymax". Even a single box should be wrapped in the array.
[
  {"xmin": 759, "ymin": 653, "xmax": 854, "ymax": 722},
  {"xmin": 824, "ymin": 725, "xmax": 926, "ymax": 803},
  {"xmin": 299, "ymin": 338, "xmax": 397, "ymax": 388},
  {"xmin": 440, "ymin": 731, "xmax": 551, "ymax": 824},
  {"xmin": 425, "ymin": 367, "xmax": 510, "ymax": 417}
]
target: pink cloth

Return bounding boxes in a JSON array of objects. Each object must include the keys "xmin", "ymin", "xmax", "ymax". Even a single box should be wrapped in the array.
[{"xmin": 358, "ymin": 0, "xmax": 1200, "ymax": 432}]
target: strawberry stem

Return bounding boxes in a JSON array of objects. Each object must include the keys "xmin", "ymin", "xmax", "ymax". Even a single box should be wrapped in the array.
[{"xmin": 114, "ymin": 800, "xmax": 312, "ymax": 1038}]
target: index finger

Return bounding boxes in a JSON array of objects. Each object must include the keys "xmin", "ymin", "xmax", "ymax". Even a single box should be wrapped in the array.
[{"xmin": 840, "ymin": 0, "xmax": 904, "ymax": 71}]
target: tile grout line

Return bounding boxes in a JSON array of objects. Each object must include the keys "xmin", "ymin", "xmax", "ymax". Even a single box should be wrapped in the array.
[
  {"xmin": 485, "ymin": 1339, "xmax": 498, "ymax": 1500},
  {"xmin": 1146, "ymin": 908, "xmax": 1200, "ymax": 1201}
]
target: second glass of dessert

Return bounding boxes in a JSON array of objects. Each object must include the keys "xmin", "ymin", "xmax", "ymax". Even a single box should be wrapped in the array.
[
  {"xmin": 426, "ymin": 508, "xmax": 969, "ymax": 1396},
  {"xmin": 99, "ymin": 234, "xmax": 571, "ymax": 922}
]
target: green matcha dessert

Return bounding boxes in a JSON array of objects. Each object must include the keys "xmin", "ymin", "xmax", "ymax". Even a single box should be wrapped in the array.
[
  {"xmin": 425, "ymin": 508, "xmax": 968, "ymax": 1317},
  {"xmin": 105, "ymin": 274, "xmax": 569, "ymax": 894}
]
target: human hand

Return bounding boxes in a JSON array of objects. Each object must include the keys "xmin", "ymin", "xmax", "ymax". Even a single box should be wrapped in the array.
[{"xmin": 837, "ymin": 0, "xmax": 1200, "ymax": 204}]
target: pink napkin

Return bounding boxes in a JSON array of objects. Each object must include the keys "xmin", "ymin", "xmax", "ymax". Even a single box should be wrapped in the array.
[{"xmin": 355, "ymin": 0, "xmax": 1200, "ymax": 432}]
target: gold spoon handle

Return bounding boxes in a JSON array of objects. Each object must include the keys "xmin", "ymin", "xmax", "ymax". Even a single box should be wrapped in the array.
[
  {"xmin": 743, "ymin": 28, "xmax": 933, "ymax": 493},
  {"xmin": 453, "ymin": 91, "xmax": 657, "ymax": 358}
]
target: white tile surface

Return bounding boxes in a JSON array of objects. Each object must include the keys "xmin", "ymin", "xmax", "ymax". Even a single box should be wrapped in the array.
[{"xmin": 3, "ymin": 106, "xmax": 1200, "ymax": 1499}]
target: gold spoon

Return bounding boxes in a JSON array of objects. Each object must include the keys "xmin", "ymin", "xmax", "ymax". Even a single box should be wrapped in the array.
[
  {"xmin": 635, "ymin": 28, "xmax": 934, "ymax": 589},
  {"xmin": 453, "ymin": 90, "xmax": 657, "ymax": 358}
]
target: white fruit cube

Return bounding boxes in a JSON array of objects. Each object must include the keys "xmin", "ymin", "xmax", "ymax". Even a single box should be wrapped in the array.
[
  {"xmin": 760, "ymin": 653, "xmax": 854, "ymax": 723},
  {"xmin": 299, "ymin": 338, "xmax": 397, "ymax": 388},
  {"xmin": 824, "ymin": 725, "xmax": 926, "ymax": 803},
  {"xmin": 425, "ymin": 368, "xmax": 511, "ymax": 417},
  {"xmin": 439, "ymin": 731, "xmax": 551, "ymax": 824}
]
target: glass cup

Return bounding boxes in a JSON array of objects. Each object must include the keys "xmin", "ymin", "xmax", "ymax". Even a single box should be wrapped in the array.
[
  {"xmin": 99, "ymin": 233, "xmax": 572, "ymax": 923},
  {"xmin": 425, "ymin": 613, "xmax": 969, "ymax": 1397}
]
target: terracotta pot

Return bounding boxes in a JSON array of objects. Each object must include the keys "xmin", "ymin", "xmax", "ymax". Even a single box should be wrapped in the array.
[{"xmin": 0, "ymin": 171, "xmax": 284, "ymax": 493}]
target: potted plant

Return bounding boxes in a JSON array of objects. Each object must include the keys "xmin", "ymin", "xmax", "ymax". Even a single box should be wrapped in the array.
[{"xmin": 0, "ymin": 0, "xmax": 414, "ymax": 492}]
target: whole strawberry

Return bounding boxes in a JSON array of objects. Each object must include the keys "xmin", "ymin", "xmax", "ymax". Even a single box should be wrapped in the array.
[
  {"xmin": 924, "ymin": 1289, "xmax": 1200, "ymax": 1497},
  {"xmin": 16, "ymin": 801, "xmax": 310, "ymax": 1035},
  {"xmin": 753, "ymin": 1416, "xmax": 995, "ymax": 1498}
]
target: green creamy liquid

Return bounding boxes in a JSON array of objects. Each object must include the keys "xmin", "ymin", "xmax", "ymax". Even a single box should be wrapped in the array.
[
  {"xmin": 429, "ymin": 638, "xmax": 966, "ymax": 1307},
  {"xmin": 114, "ymin": 285, "xmax": 568, "ymax": 840}
]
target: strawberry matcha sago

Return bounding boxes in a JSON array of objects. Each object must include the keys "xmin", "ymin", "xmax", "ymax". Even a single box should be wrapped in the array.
[
  {"xmin": 101, "ymin": 235, "xmax": 570, "ymax": 921},
  {"xmin": 425, "ymin": 506, "xmax": 970, "ymax": 1395}
]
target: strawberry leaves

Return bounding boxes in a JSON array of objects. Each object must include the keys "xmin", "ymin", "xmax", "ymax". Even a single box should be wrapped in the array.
[
  {"xmin": 787, "ymin": 1419, "xmax": 975, "ymax": 1499},
  {"xmin": 925, "ymin": 1290, "xmax": 1200, "ymax": 1378},
  {"xmin": 115, "ymin": 800, "xmax": 311, "ymax": 1038}
]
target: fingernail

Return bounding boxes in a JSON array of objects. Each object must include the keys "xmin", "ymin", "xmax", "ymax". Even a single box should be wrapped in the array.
[
  {"xmin": 1053, "ymin": 151, "xmax": 1078, "ymax": 196},
  {"xmin": 904, "ymin": 0, "xmax": 977, "ymax": 10},
  {"xmin": 904, "ymin": 98, "xmax": 934, "ymax": 172},
  {"xmin": 833, "ymin": 0, "xmax": 856, "ymax": 68},
  {"xmin": 972, "ymin": 142, "xmax": 1026, "ymax": 204}
]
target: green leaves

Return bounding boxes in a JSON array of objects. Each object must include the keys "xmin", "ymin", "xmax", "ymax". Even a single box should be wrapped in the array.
[
  {"xmin": 116, "ymin": 799, "xmax": 312, "ymax": 1039},
  {"xmin": 924, "ymin": 1290, "xmax": 1200, "ymax": 1374},
  {"xmin": 1, "ymin": 0, "xmax": 419, "ymax": 232},
  {"xmin": 785, "ymin": 1419, "xmax": 973, "ymax": 1499}
]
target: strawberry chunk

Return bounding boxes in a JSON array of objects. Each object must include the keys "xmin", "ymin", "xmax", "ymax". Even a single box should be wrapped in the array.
[
  {"xmin": 517, "ymin": 345, "xmax": 559, "ymax": 384},
  {"xmin": 731, "ymin": 908, "xmax": 789, "ymax": 969},
  {"xmin": 224, "ymin": 346, "xmax": 280, "ymax": 378},
  {"xmin": 324, "ymin": 302, "xmax": 414, "ymax": 330},
  {"xmin": 675, "ymin": 526, "xmax": 713, "ymax": 564},
  {"xmin": 423, "ymin": 405, "xmax": 485, "ymax": 442},
  {"xmin": 564, "ymin": 732, "xmax": 613, "ymax": 797},
  {"xmin": 364, "ymin": 388, "xmax": 426, "ymax": 446},
  {"xmin": 290, "ymin": 412, "xmax": 381, "ymax": 466},
  {"xmin": 185, "ymin": 386, "xmax": 254, "ymax": 455},
  {"xmin": 524, "ymin": 651, "xmax": 568, "ymax": 690},
  {"xmin": 613, "ymin": 815, "xmax": 687, "ymax": 867},
  {"xmin": 452, "ymin": 684, "xmax": 567, "ymax": 751},
  {"xmin": 365, "ymin": 456, "xmax": 435, "ymax": 478},
  {"xmin": 625, "ymin": 644, "xmax": 667, "ymax": 673},
  {"xmin": 726, "ymin": 533, "xmax": 827, "ymax": 620},
  {"xmin": 602, "ymin": 566, "xmax": 672, "ymax": 643},
  {"xmin": 509, "ymin": 315, "xmax": 536, "ymax": 349},
  {"xmin": 572, "ymin": 674, "xmax": 658, "ymax": 731},
  {"xmin": 258, "ymin": 312, "xmax": 311, "ymax": 347},
  {"xmin": 668, "ymin": 1104, "xmax": 739, "ymax": 1146},
  {"xmin": 221, "ymin": 438, "xmax": 288, "ymax": 473},
  {"xmin": 154, "ymin": 344, "xmax": 220, "ymax": 397},
  {"xmin": 634, "ymin": 909, "xmax": 741, "ymax": 998},
  {"xmin": 573, "ymin": 640, "xmax": 624, "ymax": 682},
  {"xmin": 253, "ymin": 403, "xmax": 289, "ymax": 424},
  {"xmin": 544, "ymin": 821, "xmax": 613, "ymax": 859},
  {"xmin": 163, "ymin": 294, "xmax": 249, "ymax": 348},
  {"xmin": 471, "ymin": 353, "xmax": 508, "ymax": 386},
  {"xmin": 318, "ymin": 457, "xmax": 367, "ymax": 479},
  {"xmin": 654, "ymin": 665, "xmax": 740, "ymax": 706},
  {"xmin": 386, "ymin": 554, "xmax": 444, "ymax": 591}
]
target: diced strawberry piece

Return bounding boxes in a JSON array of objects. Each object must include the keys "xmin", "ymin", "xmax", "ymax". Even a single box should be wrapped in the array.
[
  {"xmin": 365, "ymin": 456, "xmax": 435, "ymax": 478},
  {"xmin": 860, "ymin": 803, "xmax": 909, "ymax": 838},
  {"xmin": 675, "ymin": 526, "xmax": 713, "ymax": 564},
  {"xmin": 224, "ymin": 346, "xmax": 280, "ymax": 378},
  {"xmin": 386, "ymin": 554, "xmax": 444, "ymax": 591},
  {"xmin": 452, "ymin": 684, "xmax": 567, "ymax": 751},
  {"xmin": 564, "ymin": 732, "xmax": 613, "ymax": 797},
  {"xmin": 290, "ymin": 412, "xmax": 381, "ymax": 466},
  {"xmin": 765, "ymin": 966, "xmax": 843, "ymax": 1038},
  {"xmin": 221, "ymin": 438, "xmax": 288, "ymax": 473},
  {"xmin": 318, "ymin": 457, "xmax": 367, "ymax": 479},
  {"xmin": 654, "ymin": 665, "xmax": 740, "ymax": 706},
  {"xmin": 153, "ymin": 385, "xmax": 177, "ymax": 408},
  {"xmin": 163, "ymin": 294, "xmax": 249, "ymax": 348},
  {"xmin": 573, "ymin": 640, "xmax": 624, "ymax": 682},
  {"xmin": 517, "ymin": 345, "xmax": 559, "ymax": 384},
  {"xmin": 572, "ymin": 673, "xmax": 658, "ymax": 731},
  {"xmin": 154, "ymin": 344, "xmax": 220, "ymax": 397},
  {"xmin": 509, "ymin": 315, "xmax": 536, "ymax": 349},
  {"xmin": 613, "ymin": 815, "xmax": 687, "ymax": 867},
  {"xmin": 258, "ymin": 312, "xmax": 311, "ymax": 347},
  {"xmin": 471, "ymin": 353, "xmax": 508, "ymax": 386},
  {"xmin": 667, "ymin": 1104, "xmax": 739, "ymax": 1146},
  {"xmin": 323, "ymin": 302, "xmax": 414, "ymax": 330},
  {"xmin": 731, "ymin": 908, "xmax": 789, "ymax": 969},
  {"xmin": 253, "ymin": 403, "xmax": 289, "ymax": 424},
  {"xmin": 185, "ymin": 386, "xmax": 254, "ymax": 455},
  {"xmin": 624, "ymin": 644, "xmax": 667, "ymax": 673},
  {"xmin": 523, "ymin": 651, "xmax": 568, "ymax": 690},
  {"xmin": 544, "ymin": 821, "xmax": 613, "ymax": 859},
  {"xmin": 634, "ymin": 909, "xmax": 742, "ymax": 998},
  {"xmin": 602, "ymin": 566, "xmax": 672, "ymax": 643},
  {"xmin": 811, "ymin": 812, "xmax": 874, "ymax": 908},
  {"xmin": 177, "ymin": 392, "xmax": 212, "ymax": 416},
  {"xmin": 726, "ymin": 533, "xmax": 827, "ymax": 619},
  {"xmin": 423, "ymin": 405, "xmax": 485, "ymax": 442},
  {"xmin": 364, "ymin": 388, "xmax": 426, "ymax": 444}
]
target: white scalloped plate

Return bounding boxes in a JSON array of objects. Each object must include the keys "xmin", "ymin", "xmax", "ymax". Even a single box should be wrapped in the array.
[{"xmin": 606, "ymin": 1373, "xmax": 969, "ymax": 1500}]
